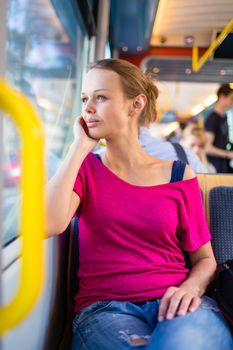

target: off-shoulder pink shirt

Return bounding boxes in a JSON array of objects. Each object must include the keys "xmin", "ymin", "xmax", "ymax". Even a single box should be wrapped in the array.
[{"xmin": 73, "ymin": 153, "xmax": 211, "ymax": 312}]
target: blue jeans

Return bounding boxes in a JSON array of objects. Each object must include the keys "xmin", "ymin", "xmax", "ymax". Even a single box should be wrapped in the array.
[{"xmin": 72, "ymin": 296, "xmax": 233, "ymax": 350}]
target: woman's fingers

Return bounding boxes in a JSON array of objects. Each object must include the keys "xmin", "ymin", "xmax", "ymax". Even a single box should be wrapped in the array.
[
  {"xmin": 163, "ymin": 291, "xmax": 184, "ymax": 320},
  {"xmin": 73, "ymin": 116, "xmax": 98, "ymax": 150},
  {"xmin": 158, "ymin": 287, "xmax": 201, "ymax": 321},
  {"xmin": 177, "ymin": 295, "xmax": 201, "ymax": 316},
  {"xmin": 158, "ymin": 287, "xmax": 178, "ymax": 321},
  {"xmin": 188, "ymin": 296, "xmax": 201, "ymax": 313},
  {"xmin": 78, "ymin": 116, "xmax": 89, "ymax": 135}
]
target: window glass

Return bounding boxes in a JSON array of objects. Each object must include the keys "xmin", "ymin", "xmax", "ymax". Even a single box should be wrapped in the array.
[{"xmin": 3, "ymin": 0, "xmax": 89, "ymax": 245}]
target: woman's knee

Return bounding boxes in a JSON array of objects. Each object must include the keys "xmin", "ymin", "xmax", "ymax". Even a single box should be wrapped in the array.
[{"xmin": 148, "ymin": 297, "xmax": 233, "ymax": 350}]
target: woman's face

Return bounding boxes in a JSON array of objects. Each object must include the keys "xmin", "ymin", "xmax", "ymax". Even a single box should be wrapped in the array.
[
  {"xmin": 186, "ymin": 135, "xmax": 204, "ymax": 158},
  {"xmin": 81, "ymin": 68, "xmax": 132, "ymax": 140}
]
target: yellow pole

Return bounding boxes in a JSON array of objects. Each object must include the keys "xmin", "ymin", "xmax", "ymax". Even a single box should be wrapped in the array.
[
  {"xmin": 0, "ymin": 80, "xmax": 45, "ymax": 335},
  {"xmin": 192, "ymin": 19, "xmax": 233, "ymax": 72}
]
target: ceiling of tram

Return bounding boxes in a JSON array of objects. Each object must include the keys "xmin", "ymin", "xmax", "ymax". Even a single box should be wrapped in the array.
[
  {"xmin": 151, "ymin": 0, "xmax": 233, "ymax": 47},
  {"xmin": 147, "ymin": 0, "xmax": 233, "ymax": 117}
]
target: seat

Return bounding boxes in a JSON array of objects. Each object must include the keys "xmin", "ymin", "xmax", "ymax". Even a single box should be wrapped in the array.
[
  {"xmin": 59, "ymin": 218, "xmax": 79, "ymax": 350},
  {"xmin": 209, "ymin": 186, "xmax": 233, "ymax": 264},
  {"xmin": 197, "ymin": 173, "xmax": 233, "ymax": 264},
  {"xmin": 198, "ymin": 174, "xmax": 233, "ymax": 264},
  {"xmin": 43, "ymin": 219, "xmax": 79, "ymax": 350}
]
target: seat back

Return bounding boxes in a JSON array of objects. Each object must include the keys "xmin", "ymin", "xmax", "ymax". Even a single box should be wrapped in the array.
[
  {"xmin": 197, "ymin": 174, "xmax": 233, "ymax": 264},
  {"xmin": 43, "ymin": 219, "xmax": 79, "ymax": 350},
  {"xmin": 209, "ymin": 186, "xmax": 233, "ymax": 263},
  {"xmin": 59, "ymin": 218, "xmax": 79, "ymax": 350}
]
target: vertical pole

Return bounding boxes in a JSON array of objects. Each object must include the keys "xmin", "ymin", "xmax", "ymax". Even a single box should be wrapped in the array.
[{"xmin": 95, "ymin": 0, "xmax": 110, "ymax": 60}]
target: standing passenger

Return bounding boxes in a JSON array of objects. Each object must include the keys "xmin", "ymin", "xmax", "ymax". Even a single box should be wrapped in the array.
[
  {"xmin": 46, "ymin": 59, "xmax": 233, "ymax": 350},
  {"xmin": 205, "ymin": 84, "xmax": 233, "ymax": 173}
]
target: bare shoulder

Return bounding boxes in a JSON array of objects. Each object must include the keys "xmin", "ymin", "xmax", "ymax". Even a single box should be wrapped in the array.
[
  {"xmin": 151, "ymin": 158, "xmax": 196, "ymax": 182},
  {"xmin": 183, "ymin": 164, "xmax": 196, "ymax": 180},
  {"xmin": 151, "ymin": 158, "xmax": 174, "ymax": 182},
  {"xmin": 150, "ymin": 157, "xmax": 172, "ymax": 169}
]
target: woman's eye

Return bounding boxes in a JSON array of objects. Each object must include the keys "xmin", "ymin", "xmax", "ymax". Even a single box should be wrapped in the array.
[
  {"xmin": 81, "ymin": 97, "xmax": 88, "ymax": 103},
  {"xmin": 97, "ymin": 95, "xmax": 106, "ymax": 102}
]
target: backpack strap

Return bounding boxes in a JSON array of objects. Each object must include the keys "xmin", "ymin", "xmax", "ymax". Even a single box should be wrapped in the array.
[
  {"xmin": 170, "ymin": 142, "xmax": 189, "ymax": 164},
  {"xmin": 170, "ymin": 160, "xmax": 186, "ymax": 182}
]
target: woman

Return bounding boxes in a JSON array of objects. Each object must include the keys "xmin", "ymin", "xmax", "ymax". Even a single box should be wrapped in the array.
[
  {"xmin": 46, "ymin": 59, "xmax": 233, "ymax": 350},
  {"xmin": 181, "ymin": 125, "xmax": 216, "ymax": 173}
]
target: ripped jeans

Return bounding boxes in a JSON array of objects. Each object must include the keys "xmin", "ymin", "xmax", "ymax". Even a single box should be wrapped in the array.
[{"xmin": 72, "ymin": 296, "xmax": 233, "ymax": 350}]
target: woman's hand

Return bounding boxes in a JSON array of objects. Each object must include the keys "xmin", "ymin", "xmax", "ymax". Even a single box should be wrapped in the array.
[
  {"xmin": 73, "ymin": 116, "xmax": 99, "ymax": 151},
  {"xmin": 158, "ymin": 285, "xmax": 201, "ymax": 322}
]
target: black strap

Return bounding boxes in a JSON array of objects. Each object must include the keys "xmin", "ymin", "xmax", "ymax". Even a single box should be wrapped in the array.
[
  {"xmin": 94, "ymin": 153, "xmax": 102, "ymax": 162},
  {"xmin": 170, "ymin": 142, "xmax": 189, "ymax": 164},
  {"xmin": 170, "ymin": 160, "xmax": 186, "ymax": 182}
]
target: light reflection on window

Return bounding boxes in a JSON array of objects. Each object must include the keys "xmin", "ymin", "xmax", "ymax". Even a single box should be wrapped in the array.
[
  {"xmin": 3, "ymin": 0, "xmax": 79, "ymax": 245},
  {"xmin": 6, "ymin": 0, "xmax": 77, "ymax": 155}
]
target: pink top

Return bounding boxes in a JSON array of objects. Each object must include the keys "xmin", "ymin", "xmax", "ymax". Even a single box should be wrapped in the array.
[{"xmin": 73, "ymin": 153, "xmax": 211, "ymax": 312}]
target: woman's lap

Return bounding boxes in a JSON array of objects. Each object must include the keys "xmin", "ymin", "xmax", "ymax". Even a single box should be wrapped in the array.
[
  {"xmin": 72, "ymin": 301, "xmax": 152, "ymax": 350},
  {"xmin": 148, "ymin": 297, "xmax": 233, "ymax": 350},
  {"xmin": 72, "ymin": 297, "xmax": 233, "ymax": 350}
]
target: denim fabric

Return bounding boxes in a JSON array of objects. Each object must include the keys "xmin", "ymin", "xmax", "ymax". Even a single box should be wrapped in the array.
[{"xmin": 72, "ymin": 296, "xmax": 233, "ymax": 350}]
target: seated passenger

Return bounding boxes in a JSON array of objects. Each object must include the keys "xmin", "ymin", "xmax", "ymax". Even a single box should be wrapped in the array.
[
  {"xmin": 139, "ymin": 121, "xmax": 208, "ymax": 173},
  {"xmin": 181, "ymin": 125, "xmax": 216, "ymax": 174},
  {"xmin": 46, "ymin": 58, "xmax": 233, "ymax": 350}
]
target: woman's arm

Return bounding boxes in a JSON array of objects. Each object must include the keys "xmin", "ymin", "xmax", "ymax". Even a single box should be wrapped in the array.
[
  {"xmin": 46, "ymin": 117, "xmax": 98, "ymax": 237},
  {"xmin": 46, "ymin": 141, "xmax": 87, "ymax": 237},
  {"xmin": 205, "ymin": 131, "xmax": 233, "ymax": 159},
  {"xmin": 158, "ymin": 164, "xmax": 216, "ymax": 321},
  {"xmin": 158, "ymin": 242, "xmax": 216, "ymax": 322}
]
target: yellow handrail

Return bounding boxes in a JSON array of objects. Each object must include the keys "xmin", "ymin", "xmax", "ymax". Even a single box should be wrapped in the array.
[
  {"xmin": 192, "ymin": 19, "xmax": 233, "ymax": 72},
  {"xmin": 0, "ymin": 79, "xmax": 45, "ymax": 335}
]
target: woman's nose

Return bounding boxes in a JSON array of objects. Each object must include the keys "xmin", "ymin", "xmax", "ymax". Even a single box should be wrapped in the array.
[{"xmin": 83, "ymin": 99, "xmax": 96, "ymax": 114}]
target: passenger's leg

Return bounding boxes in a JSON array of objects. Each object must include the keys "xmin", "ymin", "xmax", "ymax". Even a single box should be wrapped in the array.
[
  {"xmin": 72, "ymin": 301, "xmax": 157, "ymax": 350},
  {"xmin": 147, "ymin": 296, "xmax": 233, "ymax": 350}
]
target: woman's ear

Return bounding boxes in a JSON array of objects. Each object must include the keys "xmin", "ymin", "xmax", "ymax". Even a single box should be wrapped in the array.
[{"xmin": 133, "ymin": 94, "xmax": 147, "ymax": 115}]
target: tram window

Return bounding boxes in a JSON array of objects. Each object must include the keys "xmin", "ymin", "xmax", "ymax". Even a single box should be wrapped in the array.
[
  {"xmin": 3, "ymin": 0, "xmax": 89, "ymax": 246},
  {"xmin": 6, "ymin": 0, "xmax": 79, "ymax": 157},
  {"xmin": 2, "ymin": 117, "xmax": 20, "ymax": 246}
]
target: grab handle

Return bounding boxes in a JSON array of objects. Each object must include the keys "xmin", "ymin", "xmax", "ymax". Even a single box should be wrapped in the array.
[
  {"xmin": 0, "ymin": 79, "xmax": 45, "ymax": 335},
  {"xmin": 192, "ymin": 19, "xmax": 233, "ymax": 72}
]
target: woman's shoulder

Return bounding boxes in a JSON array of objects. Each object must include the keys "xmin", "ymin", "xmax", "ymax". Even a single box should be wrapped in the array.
[
  {"xmin": 147, "ymin": 156, "xmax": 172, "ymax": 175},
  {"xmin": 183, "ymin": 163, "xmax": 196, "ymax": 180},
  {"xmin": 156, "ymin": 159, "xmax": 196, "ymax": 183},
  {"xmin": 78, "ymin": 152, "xmax": 101, "ymax": 174}
]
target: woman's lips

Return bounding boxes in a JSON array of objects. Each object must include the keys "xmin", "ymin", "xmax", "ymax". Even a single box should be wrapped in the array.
[{"xmin": 86, "ymin": 120, "xmax": 100, "ymax": 128}]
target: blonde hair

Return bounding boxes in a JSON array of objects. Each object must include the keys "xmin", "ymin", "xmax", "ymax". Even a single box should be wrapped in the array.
[
  {"xmin": 89, "ymin": 58, "xmax": 158, "ymax": 125},
  {"xmin": 183, "ymin": 125, "xmax": 206, "ymax": 147}
]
